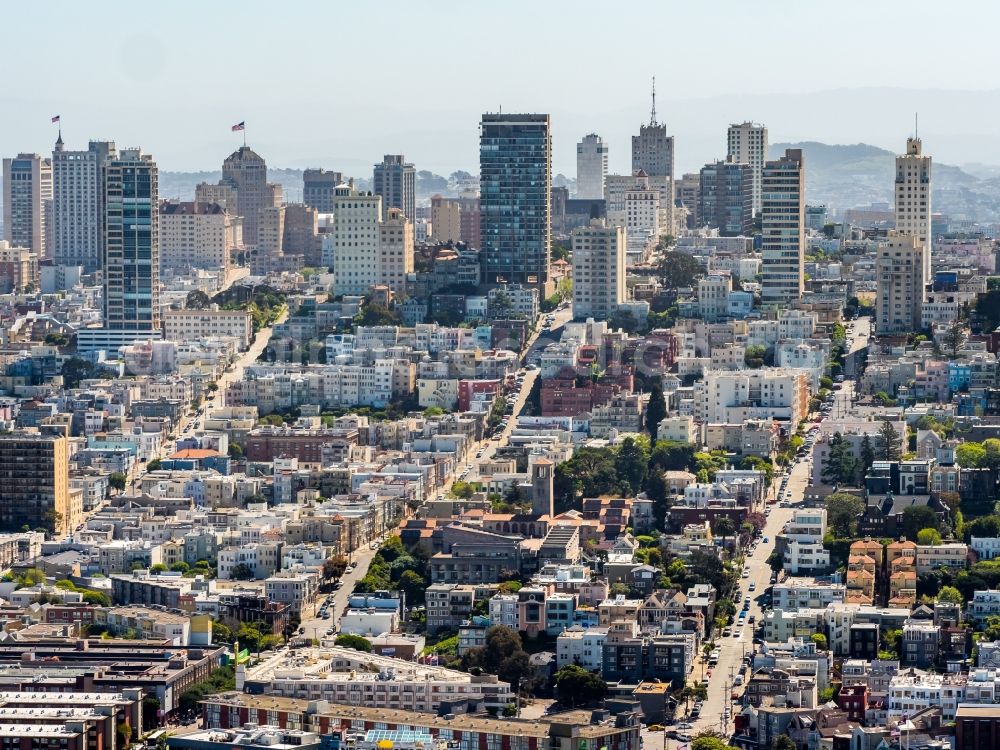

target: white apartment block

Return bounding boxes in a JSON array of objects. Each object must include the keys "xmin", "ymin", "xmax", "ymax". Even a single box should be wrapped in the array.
[
  {"xmin": 914, "ymin": 542, "xmax": 968, "ymax": 574},
  {"xmin": 571, "ymin": 219, "xmax": 626, "ymax": 320},
  {"xmin": 620, "ymin": 183, "xmax": 660, "ymax": 265},
  {"xmin": 378, "ymin": 207, "xmax": 414, "ymax": 292},
  {"xmin": 727, "ymin": 122, "xmax": 768, "ymax": 214},
  {"xmin": 876, "ymin": 232, "xmax": 925, "ymax": 335},
  {"xmin": 698, "ymin": 274, "xmax": 732, "ymax": 323},
  {"xmin": 557, "ymin": 626, "xmax": 608, "ymax": 672},
  {"xmin": 160, "ymin": 201, "xmax": 241, "ymax": 274},
  {"xmin": 657, "ymin": 415, "xmax": 697, "ymax": 444},
  {"xmin": 2, "ymin": 152, "xmax": 52, "ymax": 259},
  {"xmin": 970, "ymin": 590, "xmax": 1000, "ymax": 624},
  {"xmin": 576, "ymin": 134, "xmax": 608, "ymax": 200},
  {"xmin": 777, "ymin": 341, "xmax": 828, "ymax": 391},
  {"xmin": 605, "ymin": 173, "xmax": 673, "ymax": 247},
  {"xmin": 761, "ymin": 149, "xmax": 805, "ymax": 306},
  {"xmin": 329, "ymin": 185, "xmax": 382, "ymax": 296},
  {"xmin": 241, "ymin": 646, "xmax": 512, "ymax": 711},
  {"xmin": 783, "ymin": 539, "xmax": 831, "ymax": 574},
  {"xmin": 694, "ymin": 368, "xmax": 809, "ymax": 425},
  {"xmin": 972, "ymin": 537, "xmax": 1000, "ymax": 561},
  {"xmin": 895, "ymin": 137, "xmax": 932, "ymax": 288},
  {"xmin": 163, "ymin": 308, "xmax": 253, "ymax": 350},
  {"xmin": 52, "ymin": 140, "xmax": 115, "ymax": 271},
  {"xmin": 265, "ymin": 572, "xmax": 320, "ymax": 612},
  {"xmin": 772, "ymin": 579, "xmax": 845, "ymax": 611},
  {"xmin": 887, "ymin": 671, "xmax": 966, "ymax": 721},
  {"xmin": 218, "ymin": 542, "xmax": 281, "ymax": 580},
  {"xmin": 778, "ymin": 309, "xmax": 818, "ymax": 340}
]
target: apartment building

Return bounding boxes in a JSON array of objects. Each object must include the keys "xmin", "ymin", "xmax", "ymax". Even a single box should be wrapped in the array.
[
  {"xmin": 163, "ymin": 308, "xmax": 252, "ymax": 350},
  {"xmin": 571, "ymin": 219, "xmax": 625, "ymax": 320},
  {"xmin": 160, "ymin": 201, "xmax": 241, "ymax": 274}
]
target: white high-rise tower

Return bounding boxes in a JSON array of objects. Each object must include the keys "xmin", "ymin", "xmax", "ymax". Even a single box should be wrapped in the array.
[
  {"xmin": 727, "ymin": 122, "xmax": 768, "ymax": 216},
  {"xmin": 576, "ymin": 134, "xmax": 608, "ymax": 200}
]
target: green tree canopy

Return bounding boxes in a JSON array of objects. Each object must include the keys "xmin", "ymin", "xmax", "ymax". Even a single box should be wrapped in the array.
[
  {"xmin": 937, "ymin": 586, "xmax": 964, "ymax": 604},
  {"xmin": 902, "ymin": 505, "xmax": 939, "ymax": 542},
  {"xmin": 825, "ymin": 492, "xmax": 865, "ymax": 537},
  {"xmin": 646, "ymin": 383, "xmax": 667, "ymax": 440},
  {"xmin": 658, "ymin": 251, "xmax": 703, "ymax": 290},
  {"xmin": 916, "ymin": 528, "xmax": 942, "ymax": 546},
  {"xmin": 335, "ymin": 634, "xmax": 372, "ymax": 652},
  {"xmin": 822, "ymin": 433, "xmax": 858, "ymax": 486},
  {"xmin": 554, "ymin": 665, "xmax": 607, "ymax": 705},
  {"xmin": 876, "ymin": 421, "xmax": 903, "ymax": 461}
]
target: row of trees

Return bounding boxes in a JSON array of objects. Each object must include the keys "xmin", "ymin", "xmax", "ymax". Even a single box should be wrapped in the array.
[
  {"xmin": 354, "ymin": 536, "xmax": 430, "ymax": 605},
  {"xmin": 821, "ymin": 423, "xmax": 903, "ymax": 487}
]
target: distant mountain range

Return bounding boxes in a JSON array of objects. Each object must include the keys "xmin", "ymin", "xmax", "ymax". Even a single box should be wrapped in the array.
[{"xmin": 771, "ymin": 141, "xmax": 1000, "ymax": 222}]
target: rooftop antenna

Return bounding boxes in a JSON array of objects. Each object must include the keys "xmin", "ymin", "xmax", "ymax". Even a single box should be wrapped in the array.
[
  {"xmin": 650, "ymin": 76, "xmax": 658, "ymax": 126},
  {"xmin": 915, "ymin": 111, "xmax": 919, "ymax": 139}
]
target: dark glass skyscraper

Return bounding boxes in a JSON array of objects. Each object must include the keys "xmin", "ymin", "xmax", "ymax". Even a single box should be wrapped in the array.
[
  {"xmin": 104, "ymin": 148, "xmax": 159, "ymax": 330},
  {"xmin": 479, "ymin": 113, "xmax": 551, "ymax": 289},
  {"xmin": 698, "ymin": 159, "xmax": 753, "ymax": 236}
]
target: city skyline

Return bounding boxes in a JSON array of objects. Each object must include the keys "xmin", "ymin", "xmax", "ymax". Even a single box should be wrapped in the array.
[{"xmin": 4, "ymin": 2, "xmax": 1000, "ymax": 176}]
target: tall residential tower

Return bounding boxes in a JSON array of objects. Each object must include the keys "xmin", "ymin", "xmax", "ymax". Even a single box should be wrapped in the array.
[
  {"xmin": 373, "ymin": 155, "xmax": 416, "ymax": 222},
  {"xmin": 104, "ymin": 148, "xmax": 159, "ymax": 331},
  {"xmin": 2, "ymin": 153, "xmax": 52, "ymax": 259},
  {"xmin": 576, "ymin": 134, "xmax": 608, "ymax": 200},
  {"xmin": 52, "ymin": 138, "xmax": 116, "ymax": 271},
  {"xmin": 727, "ymin": 122, "xmax": 768, "ymax": 215},
  {"xmin": 895, "ymin": 137, "xmax": 932, "ymax": 289},
  {"xmin": 480, "ymin": 113, "xmax": 552, "ymax": 291},
  {"xmin": 760, "ymin": 149, "xmax": 805, "ymax": 306}
]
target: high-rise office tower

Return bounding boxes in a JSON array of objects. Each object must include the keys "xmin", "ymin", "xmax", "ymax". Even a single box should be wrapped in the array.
[
  {"xmin": 876, "ymin": 232, "xmax": 925, "ymax": 335},
  {"xmin": 0, "ymin": 432, "xmax": 74, "ymax": 535},
  {"xmin": 632, "ymin": 81, "xmax": 674, "ymax": 179},
  {"xmin": 727, "ymin": 122, "xmax": 768, "ymax": 215},
  {"xmin": 373, "ymin": 155, "xmax": 415, "ymax": 222},
  {"xmin": 480, "ymin": 113, "xmax": 552, "ymax": 290},
  {"xmin": 302, "ymin": 168, "xmax": 344, "ymax": 213},
  {"xmin": 221, "ymin": 146, "xmax": 282, "ymax": 246},
  {"xmin": 576, "ymin": 134, "xmax": 608, "ymax": 200},
  {"xmin": 761, "ymin": 149, "xmax": 805, "ymax": 306},
  {"xmin": 104, "ymin": 148, "xmax": 159, "ymax": 331},
  {"xmin": 2, "ymin": 153, "xmax": 52, "ymax": 259},
  {"xmin": 52, "ymin": 138, "xmax": 116, "ymax": 271},
  {"xmin": 895, "ymin": 136, "xmax": 932, "ymax": 289},
  {"xmin": 283, "ymin": 203, "xmax": 322, "ymax": 267},
  {"xmin": 699, "ymin": 158, "xmax": 753, "ymax": 236},
  {"xmin": 571, "ymin": 219, "xmax": 626, "ymax": 320}
]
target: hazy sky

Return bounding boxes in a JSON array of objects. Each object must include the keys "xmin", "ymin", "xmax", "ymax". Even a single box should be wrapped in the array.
[{"xmin": 5, "ymin": 1, "xmax": 1000, "ymax": 176}]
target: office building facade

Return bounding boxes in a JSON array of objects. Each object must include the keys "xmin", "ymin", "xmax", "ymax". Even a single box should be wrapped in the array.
[
  {"xmin": 577, "ymin": 133, "xmax": 608, "ymax": 200},
  {"xmin": 2, "ymin": 153, "xmax": 52, "ymax": 259},
  {"xmin": 480, "ymin": 113, "xmax": 552, "ymax": 290},
  {"xmin": 221, "ymin": 146, "xmax": 282, "ymax": 245},
  {"xmin": 761, "ymin": 149, "xmax": 805, "ymax": 306},
  {"xmin": 104, "ymin": 148, "xmax": 159, "ymax": 331},
  {"xmin": 52, "ymin": 139, "xmax": 116, "ymax": 272},
  {"xmin": 727, "ymin": 122, "xmax": 768, "ymax": 215},
  {"xmin": 302, "ymin": 168, "xmax": 343, "ymax": 213},
  {"xmin": 373, "ymin": 155, "xmax": 415, "ymax": 222}
]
